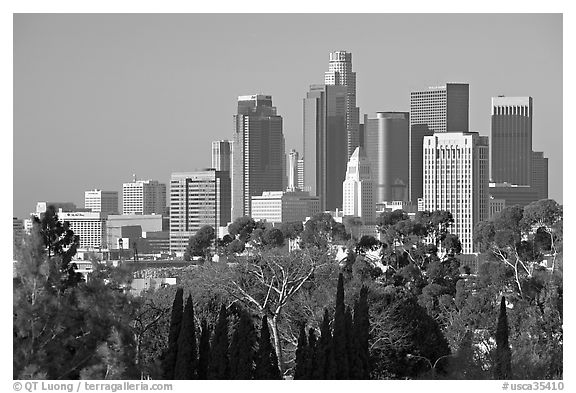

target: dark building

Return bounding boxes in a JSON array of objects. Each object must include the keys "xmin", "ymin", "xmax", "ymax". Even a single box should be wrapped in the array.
[{"xmin": 532, "ymin": 151, "xmax": 549, "ymax": 200}]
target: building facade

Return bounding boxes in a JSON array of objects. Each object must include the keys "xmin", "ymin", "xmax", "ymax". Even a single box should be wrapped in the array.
[
  {"xmin": 57, "ymin": 210, "xmax": 107, "ymax": 250},
  {"xmin": 410, "ymin": 83, "xmax": 469, "ymax": 202},
  {"xmin": 490, "ymin": 96, "xmax": 533, "ymax": 186},
  {"xmin": 532, "ymin": 151, "xmax": 549, "ymax": 200},
  {"xmin": 287, "ymin": 149, "xmax": 300, "ymax": 191},
  {"xmin": 488, "ymin": 182, "xmax": 540, "ymax": 208},
  {"xmin": 122, "ymin": 179, "xmax": 166, "ymax": 215},
  {"xmin": 212, "ymin": 140, "xmax": 232, "ymax": 172},
  {"xmin": 232, "ymin": 95, "xmax": 285, "ymax": 219},
  {"xmin": 343, "ymin": 147, "xmax": 375, "ymax": 224},
  {"xmin": 303, "ymin": 84, "xmax": 347, "ymax": 211},
  {"xmin": 363, "ymin": 112, "xmax": 409, "ymax": 203},
  {"xmin": 423, "ymin": 132, "xmax": 488, "ymax": 254},
  {"xmin": 170, "ymin": 170, "xmax": 231, "ymax": 255},
  {"xmin": 324, "ymin": 50, "xmax": 361, "ymax": 158},
  {"xmin": 251, "ymin": 190, "xmax": 321, "ymax": 224},
  {"xmin": 85, "ymin": 189, "xmax": 119, "ymax": 214}
]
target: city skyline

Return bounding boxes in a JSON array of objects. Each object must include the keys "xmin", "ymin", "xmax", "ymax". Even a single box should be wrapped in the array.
[{"xmin": 13, "ymin": 14, "xmax": 562, "ymax": 218}]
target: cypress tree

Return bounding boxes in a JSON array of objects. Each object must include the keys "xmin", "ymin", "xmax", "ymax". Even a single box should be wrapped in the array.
[
  {"xmin": 162, "ymin": 287, "xmax": 183, "ymax": 379},
  {"xmin": 344, "ymin": 307, "xmax": 356, "ymax": 379},
  {"xmin": 229, "ymin": 308, "xmax": 257, "ymax": 379},
  {"xmin": 197, "ymin": 319, "xmax": 211, "ymax": 380},
  {"xmin": 208, "ymin": 304, "xmax": 229, "ymax": 379},
  {"xmin": 174, "ymin": 295, "xmax": 197, "ymax": 379},
  {"xmin": 353, "ymin": 285, "xmax": 370, "ymax": 379},
  {"xmin": 255, "ymin": 315, "xmax": 282, "ymax": 380},
  {"xmin": 294, "ymin": 323, "xmax": 308, "ymax": 380},
  {"xmin": 314, "ymin": 308, "xmax": 334, "ymax": 379},
  {"xmin": 306, "ymin": 328, "xmax": 317, "ymax": 380},
  {"xmin": 333, "ymin": 273, "xmax": 349, "ymax": 379},
  {"xmin": 495, "ymin": 296, "xmax": 512, "ymax": 379}
]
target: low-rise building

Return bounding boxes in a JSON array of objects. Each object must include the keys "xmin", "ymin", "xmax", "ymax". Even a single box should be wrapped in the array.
[{"xmin": 251, "ymin": 190, "xmax": 320, "ymax": 224}]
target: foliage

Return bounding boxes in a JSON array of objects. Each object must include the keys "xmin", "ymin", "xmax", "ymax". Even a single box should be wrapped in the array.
[
  {"xmin": 174, "ymin": 295, "xmax": 197, "ymax": 379},
  {"xmin": 229, "ymin": 307, "xmax": 257, "ymax": 379},
  {"xmin": 208, "ymin": 305, "xmax": 229, "ymax": 379},
  {"xmin": 184, "ymin": 225, "xmax": 215, "ymax": 261},
  {"xmin": 494, "ymin": 297, "xmax": 512, "ymax": 379},
  {"xmin": 255, "ymin": 315, "xmax": 282, "ymax": 379},
  {"xmin": 161, "ymin": 287, "xmax": 183, "ymax": 379},
  {"xmin": 300, "ymin": 213, "xmax": 349, "ymax": 249},
  {"xmin": 197, "ymin": 319, "xmax": 211, "ymax": 380}
]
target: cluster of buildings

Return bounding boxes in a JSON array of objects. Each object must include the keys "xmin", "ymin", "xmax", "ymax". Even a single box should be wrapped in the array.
[{"xmin": 13, "ymin": 50, "xmax": 549, "ymax": 260}]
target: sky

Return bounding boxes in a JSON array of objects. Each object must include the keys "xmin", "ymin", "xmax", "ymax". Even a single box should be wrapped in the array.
[{"xmin": 13, "ymin": 13, "xmax": 563, "ymax": 218}]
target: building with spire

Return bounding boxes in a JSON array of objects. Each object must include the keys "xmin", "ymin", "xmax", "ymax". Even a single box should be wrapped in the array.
[{"xmin": 342, "ymin": 147, "xmax": 375, "ymax": 224}]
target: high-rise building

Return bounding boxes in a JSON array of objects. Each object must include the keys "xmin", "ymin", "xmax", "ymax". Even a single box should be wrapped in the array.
[
  {"xmin": 122, "ymin": 178, "xmax": 166, "ymax": 215},
  {"xmin": 343, "ymin": 147, "xmax": 375, "ymax": 224},
  {"xmin": 325, "ymin": 50, "xmax": 361, "ymax": 158},
  {"xmin": 303, "ymin": 84, "xmax": 347, "ymax": 211},
  {"xmin": 212, "ymin": 140, "xmax": 232, "ymax": 172},
  {"xmin": 410, "ymin": 83, "xmax": 469, "ymax": 202},
  {"xmin": 85, "ymin": 189, "xmax": 119, "ymax": 214},
  {"xmin": 297, "ymin": 158, "xmax": 305, "ymax": 191},
  {"xmin": 170, "ymin": 170, "xmax": 231, "ymax": 255},
  {"xmin": 57, "ymin": 210, "xmax": 108, "ymax": 250},
  {"xmin": 489, "ymin": 183, "xmax": 540, "ymax": 208},
  {"xmin": 532, "ymin": 151, "xmax": 549, "ymax": 200},
  {"xmin": 364, "ymin": 112, "xmax": 409, "ymax": 203},
  {"xmin": 423, "ymin": 132, "xmax": 488, "ymax": 254},
  {"xmin": 287, "ymin": 149, "xmax": 299, "ymax": 191},
  {"xmin": 251, "ymin": 190, "xmax": 320, "ymax": 224},
  {"xmin": 490, "ymin": 96, "xmax": 533, "ymax": 186},
  {"xmin": 232, "ymin": 95, "xmax": 285, "ymax": 219}
]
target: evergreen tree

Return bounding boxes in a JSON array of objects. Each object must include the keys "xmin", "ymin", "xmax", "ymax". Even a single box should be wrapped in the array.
[
  {"xmin": 174, "ymin": 295, "xmax": 197, "ymax": 379},
  {"xmin": 314, "ymin": 308, "xmax": 334, "ymax": 379},
  {"xmin": 208, "ymin": 305, "xmax": 229, "ymax": 379},
  {"xmin": 332, "ymin": 273, "xmax": 349, "ymax": 379},
  {"xmin": 197, "ymin": 319, "xmax": 211, "ymax": 380},
  {"xmin": 353, "ymin": 285, "xmax": 370, "ymax": 379},
  {"xmin": 495, "ymin": 296, "xmax": 512, "ymax": 379},
  {"xmin": 229, "ymin": 308, "xmax": 257, "ymax": 379},
  {"xmin": 294, "ymin": 323, "xmax": 308, "ymax": 380},
  {"xmin": 344, "ymin": 307, "xmax": 356, "ymax": 379},
  {"xmin": 306, "ymin": 328, "xmax": 317, "ymax": 380},
  {"xmin": 162, "ymin": 287, "xmax": 184, "ymax": 379},
  {"xmin": 255, "ymin": 315, "xmax": 282, "ymax": 379}
]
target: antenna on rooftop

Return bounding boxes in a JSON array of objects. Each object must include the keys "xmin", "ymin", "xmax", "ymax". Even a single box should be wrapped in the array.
[{"xmin": 132, "ymin": 173, "xmax": 137, "ymax": 182}]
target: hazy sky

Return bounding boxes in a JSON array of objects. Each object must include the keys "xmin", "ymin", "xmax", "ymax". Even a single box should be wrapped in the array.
[{"xmin": 13, "ymin": 13, "xmax": 562, "ymax": 218}]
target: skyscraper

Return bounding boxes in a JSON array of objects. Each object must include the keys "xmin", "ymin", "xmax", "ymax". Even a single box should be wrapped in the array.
[
  {"xmin": 409, "ymin": 83, "xmax": 469, "ymax": 202},
  {"xmin": 490, "ymin": 96, "xmax": 533, "ymax": 185},
  {"xmin": 122, "ymin": 178, "xmax": 166, "ymax": 215},
  {"xmin": 532, "ymin": 151, "xmax": 549, "ymax": 200},
  {"xmin": 303, "ymin": 84, "xmax": 347, "ymax": 211},
  {"xmin": 85, "ymin": 189, "xmax": 119, "ymax": 214},
  {"xmin": 343, "ymin": 147, "xmax": 375, "ymax": 224},
  {"xmin": 297, "ymin": 158, "xmax": 305, "ymax": 191},
  {"xmin": 325, "ymin": 50, "xmax": 360, "ymax": 158},
  {"xmin": 423, "ymin": 132, "xmax": 489, "ymax": 254},
  {"xmin": 364, "ymin": 112, "xmax": 409, "ymax": 203},
  {"xmin": 232, "ymin": 95, "xmax": 285, "ymax": 219},
  {"xmin": 169, "ymin": 170, "xmax": 231, "ymax": 255},
  {"xmin": 212, "ymin": 140, "xmax": 232, "ymax": 172},
  {"xmin": 287, "ymin": 149, "xmax": 299, "ymax": 191}
]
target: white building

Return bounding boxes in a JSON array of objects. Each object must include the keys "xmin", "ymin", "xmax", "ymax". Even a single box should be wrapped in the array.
[
  {"xmin": 57, "ymin": 209, "xmax": 108, "ymax": 250},
  {"xmin": 85, "ymin": 189, "xmax": 119, "ymax": 214},
  {"xmin": 342, "ymin": 147, "xmax": 375, "ymax": 224},
  {"xmin": 287, "ymin": 149, "xmax": 300, "ymax": 191},
  {"xmin": 423, "ymin": 132, "xmax": 489, "ymax": 253},
  {"xmin": 251, "ymin": 190, "xmax": 320, "ymax": 224},
  {"xmin": 122, "ymin": 178, "xmax": 166, "ymax": 215},
  {"xmin": 212, "ymin": 140, "xmax": 231, "ymax": 172}
]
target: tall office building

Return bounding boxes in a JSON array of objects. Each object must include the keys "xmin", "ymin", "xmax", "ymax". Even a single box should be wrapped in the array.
[
  {"xmin": 303, "ymin": 84, "xmax": 347, "ymax": 211},
  {"xmin": 297, "ymin": 158, "xmax": 305, "ymax": 191},
  {"xmin": 169, "ymin": 170, "xmax": 231, "ymax": 255},
  {"xmin": 364, "ymin": 112, "xmax": 409, "ymax": 203},
  {"xmin": 325, "ymin": 50, "xmax": 361, "ymax": 158},
  {"xmin": 287, "ymin": 149, "xmax": 299, "ymax": 190},
  {"xmin": 85, "ymin": 189, "xmax": 119, "ymax": 214},
  {"xmin": 232, "ymin": 95, "xmax": 285, "ymax": 220},
  {"xmin": 122, "ymin": 178, "xmax": 166, "ymax": 215},
  {"xmin": 57, "ymin": 210, "xmax": 108, "ymax": 250},
  {"xmin": 343, "ymin": 147, "xmax": 375, "ymax": 224},
  {"xmin": 532, "ymin": 151, "xmax": 548, "ymax": 200},
  {"xmin": 490, "ymin": 96, "xmax": 533, "ymax": 185},
  {"xmin": 410, "ymin": 83, "xmax": 469, "ymax": 202},
  {"xmin": 212, "ymin": 140, "xmax": 232, "ymax": 172},
  {"xmin": 423, "ymin": 132, "xmax": 489, "ymax": 254}
]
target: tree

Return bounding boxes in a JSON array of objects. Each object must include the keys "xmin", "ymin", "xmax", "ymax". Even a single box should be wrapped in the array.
[
  {"xmin": 228, "ymin": 216, "xmax": 265, "ymax": 243},
  {"xmin": 494, "ymin": 297, "xmax": 512, "ymax": 379},
  {"xmin": 305, "ymin": 328, "xmax": 317, "ymax": 380},
  {"xmin": 229, "ymin": 308, "xmax": 257, "ymax": 379},
  {"xmin": 162, "ymin": 288, "xmax": 184, "ymax": 379},
  {"xmin": 332, "ymin": 274, "xmax": 349, "ymax": 379},
  {"xmin": 185, "ymin": 225, "xmax": 215, "ymax": 261},
  {"xmin": 353, "ymin": 286, "xmax": 370, "ymax": 379},
  {"xmin": 174, "ymin": 295, "xmax": 197, "ymax": 379},
  {"xmin": 227, "ymin": 239, "xmax": 245, "ymax": 254},
  {"xmin": 280, "ymin": 221, "xmax": 304, "ymax": 240},
  {"xmin": 300, "ymin": 213, "xmax": 349, "ymax": 249},
  {"xmin": 197, "ymin": 319, "xmax": 211, "ymax": 380},
  {"xmin": 262, "ymin": 228, "xmax": 285, "ymax": 248},
  {"xmin": 294, "ymin": 323, "xmax": 308, "ymax": 380},
  {"xmin": 314, "ymin": 308, "xmax": 334, "ymax": 379},
  {"xmin": 208, "ymin": 305, "xmax": 229, "ymax": 379},
  {"xmin": 255, "ymin": 315, "xmax": 282, "ymax": 379}
]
